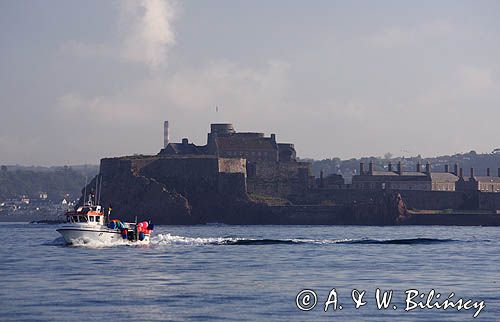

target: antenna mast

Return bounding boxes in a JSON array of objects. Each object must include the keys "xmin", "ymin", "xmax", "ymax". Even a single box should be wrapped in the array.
[
  {"xmin": 94, "ymin": 175, "xmax": 98, "ymax": 206},
  {"xmin": 83, "ymin": 175, "xmax": 88, "ymax": 206},
  {"xmin": 97, "ymin": 174, "xmax": 103, "ymax": 205}
]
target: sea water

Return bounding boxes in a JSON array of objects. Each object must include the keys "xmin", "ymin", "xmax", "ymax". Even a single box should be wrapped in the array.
[{"xmin": 0, "ymin": 223, "xmax": 498, "ymax": 321}]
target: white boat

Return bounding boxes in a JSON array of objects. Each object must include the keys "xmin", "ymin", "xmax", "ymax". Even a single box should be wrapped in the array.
[{"xmin": 57, "ymin": 204, "xmax": 153, "ymax": 245}]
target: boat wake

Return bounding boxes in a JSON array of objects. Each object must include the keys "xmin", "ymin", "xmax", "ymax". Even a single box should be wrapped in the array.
[
  {"xmin": 151, "ymin": 234, "xmax": 458, "ymax": 246},
  {"xmin": 46, "ymin": 233, "xmax": 461, "ymax": 248}
]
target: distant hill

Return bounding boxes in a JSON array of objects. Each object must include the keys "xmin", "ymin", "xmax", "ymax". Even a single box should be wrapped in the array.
[
  {"xmin": 0, "ymin": 165, "xmax": 99, "ymax": 202},
  {"xmin": 305, "ymin": 150, "xmax": 500, "ymax": 183}
]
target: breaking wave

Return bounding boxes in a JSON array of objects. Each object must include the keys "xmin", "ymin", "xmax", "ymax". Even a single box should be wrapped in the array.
[{"xmin": 151, "ymin": 234, "xmax": 457, "ymax": 246}]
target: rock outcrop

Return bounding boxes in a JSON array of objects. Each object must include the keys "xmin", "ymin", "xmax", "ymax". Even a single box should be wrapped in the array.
[{"xmin": 81, "ymin": 158, "xmax": 194, "ymax": 224}]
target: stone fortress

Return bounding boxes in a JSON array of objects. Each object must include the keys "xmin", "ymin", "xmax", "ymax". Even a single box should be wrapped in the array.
[
  {"xmin": 91, "ymin": 122, "xmax": 313, "ymax": 224},
  {"xmin": 158, "ymin": 122, "xmax": 312, "ymax": 198},
  {"xmin": 82, "ymin": 121, "xmax": 500, "ymax": 225}
]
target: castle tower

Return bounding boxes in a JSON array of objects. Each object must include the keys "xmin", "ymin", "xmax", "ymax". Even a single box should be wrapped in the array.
[{"xmin": 163, "ymin": 121, "xmax": 169, "ymax": 148}]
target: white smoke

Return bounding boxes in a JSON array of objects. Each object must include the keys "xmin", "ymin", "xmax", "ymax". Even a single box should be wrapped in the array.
[{"xmin": 119, "ymin": 0, "xmax": 177, "ymax": 69}]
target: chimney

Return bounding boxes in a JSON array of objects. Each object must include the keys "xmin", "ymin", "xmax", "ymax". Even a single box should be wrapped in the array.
[
  {"xmin": 163, "ymin": 121, "xmax": 170, "ymax": 148},
  {"xmin": 360, "ymin": 162, "xmax": 365, "ymax": 175},
  {"xmin": 397, "ymin": 161, "xmax": 402, "ymax": 175},
  {"xmin": 470, "ymin": 167, "xmax": 474, "ymax": 178},
  {"xmin": 182, "ymin": 138, "xmax": 188, "ymax": 145},
  {"xmin": 270, "ymin": 134, "xmax": 276, "ymax": 142},
  {"xmin": 388, "ymin": 162, "xmax": 393, "ymax": 172},
  {"xmin": 454, "ymin": 163, "xmax": 458, "ymax": 176},
  {"xmin": 416, "ymin": 162, "xmax": 421, "ymax": 173},
  {"xmin": 459, "ymin": 168, "xmax": 463, "ymax": 178},
  {"xmin": 369, "ymin": 161, "xmax": 374, "ymax": 174},
  {"xmin": 425, "ymin": 162, "xmax": 431, "ymax": 175},
  {"xmin": 445, "ymin": 164, "xmax": 449, "ymax": 173}
]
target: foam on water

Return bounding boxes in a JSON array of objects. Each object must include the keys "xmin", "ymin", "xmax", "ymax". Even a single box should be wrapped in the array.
[
  {"xmin": 150, "ymin": 233, "xmax": 458, "ymax": 246},
  {"xmin": 152, "ymin": 233, "xmax": 238, "ymax": 245},
  {"xmin": 46, "ymin": 236, "xmax": 151, "ymax": 248}
]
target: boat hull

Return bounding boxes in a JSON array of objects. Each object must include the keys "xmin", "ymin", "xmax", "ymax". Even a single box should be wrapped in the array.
[{"xmin": 57, "ymin": 225, "xmax": 150, "ymax": 245}]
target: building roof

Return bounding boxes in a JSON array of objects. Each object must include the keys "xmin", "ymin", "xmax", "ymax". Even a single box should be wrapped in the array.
[
  {"xmin": 215, "ymin": 136, "xmax": 277, "ymax": 151},
  {"xmin": 367, "ymin": 171, "xmax": 428, "ymax": 177},
  {"xmin": 429, "ymin": 173, "xmax": 459, "ymax": 183},
  {"xmin": 355, "ymin": 171, "xmax": 459, "ymax": 183},
  {"xmin": 473, "ymin": 176, "xmax": 500, "ymax": 183},
  {"xmin": 161, "ymin": 143, "xmax": 207, "ymax": 155},
  {"xmin": 458, "ymin": 176, "xmax": 500, "ymax": 183},
  {"xmin": 354, "ymin": 171, "xmax": 429, "ymax": 182},
  {"xmin": 369, "ymin": 171, "xmax": 399, "ymax": 176}
]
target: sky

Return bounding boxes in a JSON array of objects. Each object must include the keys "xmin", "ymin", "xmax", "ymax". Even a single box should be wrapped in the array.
[{"xmin": 1, "ymin": 0, "xmax": 500, "ymax": 165}]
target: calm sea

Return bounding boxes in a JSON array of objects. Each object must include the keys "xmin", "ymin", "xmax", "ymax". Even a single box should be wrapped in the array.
[{"xmin": 0, "ymin": 223, "xmax": 498, "ymax": 321}]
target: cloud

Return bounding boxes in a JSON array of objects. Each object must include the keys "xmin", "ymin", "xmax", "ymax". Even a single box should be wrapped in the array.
[
  {"xmin": 369, "ymin": 21, "xmax": 453, "ymax": 48},
  {"xmin": 59, "ymin": 0, "xmax": 177, "ymax": 70},
  {"xmin": 56, "ymin": 60, "xmax": 290, "ymax": 123},
  {"xmin": 164, "ymin": 61, "xmax": 290, "ymax": 114},
  {"xmin": 119, "ymin": 0, "xmax": 177, "ymax": 69}
]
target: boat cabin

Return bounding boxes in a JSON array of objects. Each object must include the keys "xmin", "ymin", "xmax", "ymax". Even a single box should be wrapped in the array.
[{"xmin": 66, "ymin": 205, "xmax": 104, "ymax": 224}]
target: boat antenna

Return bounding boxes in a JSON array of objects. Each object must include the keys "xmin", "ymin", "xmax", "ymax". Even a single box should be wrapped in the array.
[
  {"xmin": 97, "ymin": 174, "xmax": 102, "ymax": 205},
  {"xmin": 83, "ymin": 175, "xmax": 88, "ymax": 206},
  {"xmin": 94, "ymin": 175, "xmax": 98, "ymax": 206}
]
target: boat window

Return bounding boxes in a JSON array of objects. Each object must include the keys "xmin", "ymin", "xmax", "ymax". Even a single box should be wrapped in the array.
[
  {"xmin": 67, "ymin": 217, "xmax": 71, "ymax": 223},
  {"xmin": 72, "ymin": 216, "xmax": 78, "ymax": 223},
  {"xmin": 79, "ymin": 216, "xmax": 88, "ymax": 222},
  {"xmin": 89, "ymin": 216, "xmax": 94, "ymax": 222}
]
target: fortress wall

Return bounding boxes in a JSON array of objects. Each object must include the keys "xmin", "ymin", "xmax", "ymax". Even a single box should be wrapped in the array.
[
  {"xmin": 478, "ymin": 192, "xmax": 500, "ymax": 210},
  {"xmin": 136, "ymin": 157, "xmax": 247, "ymax": 199},
  {"xmin": 289, "ymin": 189, "xmax": 383, "ymax": 205},
  {"xmin": 218, "ymin": 172, "xmax": 247, "ymax": 198},
  {"xmin": 218, "ymin": 158, "xmax": 246, "ymax": 174},
  {"xmin": 130, "ymin": 157, "xmax": 159, "ymax": 174},
  {"xmin": 100, "ymin": 156, "xmax": 248, "ymax": 200},
  {"xmin": 138, "ymin": 157, "xmax": 221, "ymax": 195},
  {"xmin": 247, "ymin": 160, "xmax": 309, "ymax": 197},
  {"xmin": 291, "ymin": 189, "xmax": 478, "ymax": 210},
  {"xmin": 100, "ymin": 157, "xmax": 160, "ymax": 178},
  {"xmin": 399, "ymin": 190, "xmax": 474, "ymax": 210},
  {"xmin": 100, "ymin": 158, "xmax": 134, "ymax": 179},
  {"xmin": 267, "ymin": 205, "xmax": 352, "ymax": 225}
]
